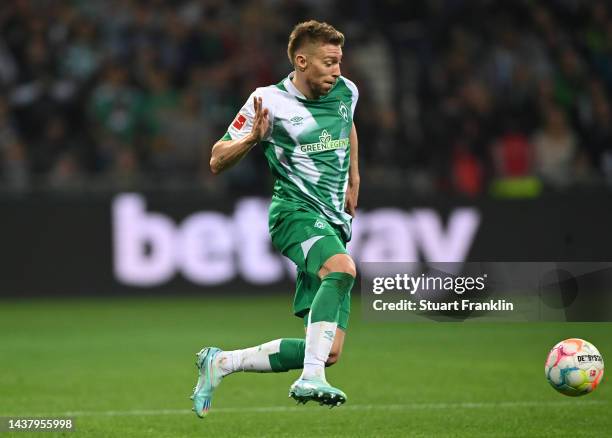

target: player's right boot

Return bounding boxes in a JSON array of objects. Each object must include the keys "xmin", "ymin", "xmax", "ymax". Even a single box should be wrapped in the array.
[
  {"xmin": 191, "ymin": 347, "xmax": 223, "ymax": 418},
  {"xmin": 289, "ymin": 377, "xmax": 347, "ymax": 407}
]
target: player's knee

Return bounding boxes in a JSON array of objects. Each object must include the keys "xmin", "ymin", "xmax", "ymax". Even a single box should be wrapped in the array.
[
  {"xmin": 321, "ymin": 254, "xmax": 356, "ymax": 278},
  {"xmin": 346, "ymin": 259, "xmax": 357, "ymax": 278}
]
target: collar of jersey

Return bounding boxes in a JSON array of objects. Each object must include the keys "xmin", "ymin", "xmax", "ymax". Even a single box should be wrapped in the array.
[{"xmin": 283, "ymin": 72, "xmax": 337, "ymax": 101}]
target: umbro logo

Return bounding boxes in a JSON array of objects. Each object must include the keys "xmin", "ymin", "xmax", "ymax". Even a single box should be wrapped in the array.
[
  {"xmin": 324, "ymin": 330, "xmax": 335, "ymax": 341},
  {"xmin": 314, "ymin": 220, "xmax": 326, "ymax": 229},
  {"xmin": 289, "ymin": 116, "xmax": 303, "ymax": 126}
]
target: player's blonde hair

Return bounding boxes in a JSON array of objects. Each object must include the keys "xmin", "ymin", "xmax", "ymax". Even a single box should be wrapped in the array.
[{"xmin": 287, "ymin": 20, "xmax": 344, "ymax": 66}]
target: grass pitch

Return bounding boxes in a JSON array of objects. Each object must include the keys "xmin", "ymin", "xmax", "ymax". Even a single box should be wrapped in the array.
[{"xmin": 0, "ymin": 295, "xmax": 610, "ymax": 437}]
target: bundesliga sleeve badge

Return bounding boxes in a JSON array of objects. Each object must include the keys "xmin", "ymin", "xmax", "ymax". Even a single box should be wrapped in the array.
[{"xmin": 232, "ymin": 114, "xmax": 247, "ymax": 130}]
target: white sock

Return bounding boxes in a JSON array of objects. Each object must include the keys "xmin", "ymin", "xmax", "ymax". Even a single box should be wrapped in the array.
[
  {"xmin": 214, "ymin": 339, "xmax": 282, "ymax": 376},
  {"xmin": 301, "ymin": 313, "xmax": 337, "ymax": 381}
]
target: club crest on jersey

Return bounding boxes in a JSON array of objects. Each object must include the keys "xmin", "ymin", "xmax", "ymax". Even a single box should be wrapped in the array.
[
  {"xmin": 232, "ymin": 114, "xmax": 247, "ymax": 130},
  {"xmin": 338, "ymin": 101, "xmax": 349, "ymax": 122},
  {"xmin": 314, "ymin": 220, "xmax": 326, "ymax": 229},
  {"xmin": 299, "ymin": 129, "xmax": 349, "ymax": 153}
]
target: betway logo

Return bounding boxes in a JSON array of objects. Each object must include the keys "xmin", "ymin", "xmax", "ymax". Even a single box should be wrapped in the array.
[{"xmin": 112, "ymin": 194, "xmax": 480, "ymax": 287}]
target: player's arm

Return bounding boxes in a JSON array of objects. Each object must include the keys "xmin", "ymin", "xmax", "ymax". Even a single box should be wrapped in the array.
[
  {"xmin": 344, "ymin": 122, "xmax": 360, "ymax": 217},
  {"xmin": 210, "ymin": 97, "xmax": 269, "ymax": 175}
]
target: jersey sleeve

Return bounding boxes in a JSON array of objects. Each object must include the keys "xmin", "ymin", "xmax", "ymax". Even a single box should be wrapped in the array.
[{"xmin": 221, "ymin": 88, "xmax": 273, "ymax": 141}]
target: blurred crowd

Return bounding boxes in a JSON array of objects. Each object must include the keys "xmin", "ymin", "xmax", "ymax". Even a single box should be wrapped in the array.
[{"xmin": 1, "ymin": 0, "xmax": 612, "ymax": 196}]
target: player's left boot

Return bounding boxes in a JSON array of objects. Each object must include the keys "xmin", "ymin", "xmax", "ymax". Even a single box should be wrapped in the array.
[
  {"xmin": 191, "ymin": 347, "xmax": 223, "ymax": 418},
  {"xmin": 289, "ymin": 377, "xmax": 347, "ymax": 407}
]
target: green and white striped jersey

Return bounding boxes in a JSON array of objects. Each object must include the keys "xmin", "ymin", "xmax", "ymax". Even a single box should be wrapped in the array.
[{"xmin": 223, "ymin": 73, "xmax": 358, "ymax": 241}]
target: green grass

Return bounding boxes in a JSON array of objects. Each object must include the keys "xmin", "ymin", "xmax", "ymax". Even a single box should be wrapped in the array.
[{"xmin": 0, "ymin": 296, "xmax": 610, "ymax": 437}]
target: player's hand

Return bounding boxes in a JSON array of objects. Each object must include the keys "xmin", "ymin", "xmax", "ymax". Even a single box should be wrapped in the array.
[
  {"xmin": 247, "ymin": 97, "xmax": 269, "ymax": 144},
  {"xmin": 345, "ymin": 178, "xmax": 359, "ymax": 217}
]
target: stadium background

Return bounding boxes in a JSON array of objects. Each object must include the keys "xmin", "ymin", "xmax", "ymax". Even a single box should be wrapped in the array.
[{"xmin": 1, "ymin": 1, "xmax": 611, "ymax": 436}]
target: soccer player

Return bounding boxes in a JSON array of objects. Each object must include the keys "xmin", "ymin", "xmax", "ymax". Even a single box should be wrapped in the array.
[{"xmin": 191, "ymin": 20, "xmax": 359, "ymax": 418}]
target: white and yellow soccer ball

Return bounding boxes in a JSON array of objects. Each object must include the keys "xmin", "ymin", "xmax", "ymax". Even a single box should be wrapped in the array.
[{"xmin": 545, "ymin": 338, "xmax": 604, "ymax": 396}]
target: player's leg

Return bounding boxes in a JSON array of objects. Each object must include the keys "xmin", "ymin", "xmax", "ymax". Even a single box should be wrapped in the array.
[
  {"xmin": 193, "ymin": 327, "xmax": 348, "ymax": 416},
  {"xmin": 191, "ymin": 271, "xmax": 313, "ymax": 418},
  {"xmin": 290, "ymin": 239, "xmax": 355, "ymax": 406},
  {"xmin": 191, "ymin": 271, "xmax": 314, "ymax": 418},
  {"xmin": 301, "ymin": 252, "xmax": 354, "ymax": 378},
  {"xmin": 303, "ymin": 326, "xmax": 345, "ymax": 366},
  {"xmin": 301, "ymin": 290, "xmax": 350, "ymax": 367},
  {"xmin": 328, "ymin": 290, "xmax": 351, "ymax": 366},
  {"xmin": 215, "ymin": 338, "xmax": 306, "ymax": 374},
  {"xmin": 192, "ymin": 338, "xmax": 308, "ymax": 418}
]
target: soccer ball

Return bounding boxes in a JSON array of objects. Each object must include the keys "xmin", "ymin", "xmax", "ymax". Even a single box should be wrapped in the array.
[{"xmin": 545, "ymin": 338, "xmax": 604, "ymax": 396}]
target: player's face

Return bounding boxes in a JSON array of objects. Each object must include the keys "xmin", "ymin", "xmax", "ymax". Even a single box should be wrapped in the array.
[{"xmin": 305, "ymin": 43, "xmax": 342, "ymax": 97}]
